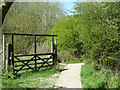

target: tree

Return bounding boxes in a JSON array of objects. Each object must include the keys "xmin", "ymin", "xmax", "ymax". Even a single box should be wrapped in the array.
[
  {"xmin": 2, "ymin": 2, "xmax": 14, "ymax": 24},
  {"xmin": 0, "ymin": 1, "xmax": 14, "ymax": 56},
  {"xmin": 2, "ymin": 2, "xmax": 64, "ymax": 54},
  {"xmin": 0, "ymin": 0, "xmax": 15, "ymax": 27},
  {"xmin": 74, "ymin": 2, "xmax": 119, "ymax": 63},
  {"xmin": 49, "ymin": 2, "xmax": 119, "ymax": 68}
]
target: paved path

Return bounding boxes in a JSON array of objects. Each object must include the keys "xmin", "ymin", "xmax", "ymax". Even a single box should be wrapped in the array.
[{"xmin": 55, "ymin": 63, "xmax": 84, "ymax": 88}]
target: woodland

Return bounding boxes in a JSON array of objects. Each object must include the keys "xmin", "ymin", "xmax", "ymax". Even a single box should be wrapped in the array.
[{"xmin": 1, "ymin": 2, "xmax": 120, "ymax": 88}]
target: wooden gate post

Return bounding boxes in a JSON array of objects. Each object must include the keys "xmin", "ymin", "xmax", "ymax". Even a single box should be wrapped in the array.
[
  {"xmin": 3, "ymin": 34, "xmax": 5, "ymax": 71},
  {"xmin": 54, "ymin": 39, "xmax": 57, "ymax": 69},
  {"xmin": 52, "ymin": 36, "xmax": 55, "ymax": 67},
  {"xmin": 34, "ymin": 34, "xmax": 37, "ymax": 72},
  {"xmin": 6, "ymin": 43, "xmax": 12, "ymax": 72},
  {"xmin": 11, "ymin": 34, "xmax": 15, "ymax": 73},
  {"xmin": 52, "ymin": 36, "xmax": 57, "ymax": 68}
]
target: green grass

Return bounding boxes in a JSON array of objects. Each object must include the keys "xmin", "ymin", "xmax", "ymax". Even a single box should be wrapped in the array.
[
  {"xmin": 80, "ymin": 64, "xmax": 107, "ymax": 88},
  {"xmin": 64, "ymin": 59, "xmax": 84, "ymax": 64},
  {"xmin": 81, "ymin": 63, "xmax": 119, "ymax": 88},
  {"xmin": 2, "ymin": 67, "xmax": 60, "ymax": 88}
]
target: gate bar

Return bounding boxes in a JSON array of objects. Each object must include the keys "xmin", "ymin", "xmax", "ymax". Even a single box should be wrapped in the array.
[
  {"xmin": 14, "ymin": 53, "xmax": 54, "ymax": 57},
  {"xmin": 3, "ymin": 33, "xmax": 57, "ymax": 37}
]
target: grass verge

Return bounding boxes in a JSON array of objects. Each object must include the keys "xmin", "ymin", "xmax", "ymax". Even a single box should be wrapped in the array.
[
  {"xmin": 81, "ymin": 64, "xmax": 107, "ymax": 88},
  {"xmin": 2, "ymin": 67, "xmax": 60, "ymax": 88},
  {"xmin": 64, "ymin": 60, "xmax": 84, "ymax": 64},
  {"xmin": 81, "ymin": 63, "xmax": 119, "ymax": 88}
]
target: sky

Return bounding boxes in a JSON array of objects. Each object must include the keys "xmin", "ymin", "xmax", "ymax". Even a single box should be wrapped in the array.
[{"xmin": 61, "ymin": 2, "xmax": 76, "ymax": 15}]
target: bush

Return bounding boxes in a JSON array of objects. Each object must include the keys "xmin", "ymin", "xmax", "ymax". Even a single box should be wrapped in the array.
[
  {"xmin": 100, "ymin": 68, "xmax": 119, "ymax": 88},
  {"xmin": 57, "ymin": 50, "xmax": 78, "ymax": 63}
]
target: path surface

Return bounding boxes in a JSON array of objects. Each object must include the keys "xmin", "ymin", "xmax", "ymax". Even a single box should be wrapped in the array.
[{"xmin": 55, "ymin": 63, "xmax": 84, "ymax": 88}]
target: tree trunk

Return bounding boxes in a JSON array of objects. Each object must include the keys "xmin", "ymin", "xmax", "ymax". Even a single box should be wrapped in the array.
[{"xmin": 2, "ymin": 2, "xmax": 14, "ymax": 24}]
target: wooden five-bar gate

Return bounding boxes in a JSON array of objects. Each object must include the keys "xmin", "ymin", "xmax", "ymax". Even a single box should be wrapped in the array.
[{"xmin": 3, "ymin": 33, "xmax": 57, "ymax": 74}]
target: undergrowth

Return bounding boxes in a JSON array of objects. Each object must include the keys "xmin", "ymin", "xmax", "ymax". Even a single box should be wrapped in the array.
[{"xmin": 81, "ymin": 63, "xmax": 119, "ymax": 88}]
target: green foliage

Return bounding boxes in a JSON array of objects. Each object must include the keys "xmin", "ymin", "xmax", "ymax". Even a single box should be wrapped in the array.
[
  {"xmin": 75, "ymin": 2, "xmax": 119, "ymax": 66},
  {"xmin": 48, "ymin": 2, "xmax": 119, "ymax": 68},
  {"xmin": 57, "ymin": 50, "xmax": 76, "ymax": 62},
  {"xmin": 48, "ymin": 16, "xmax": 83, "ymax": 56},
  {"xmin": 57, "ymin": 49, "xmax": 84, "ymax": 63},
  {"xmin": 100, "ymin": 68, "xmax": 119, "ymax": 88}
]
